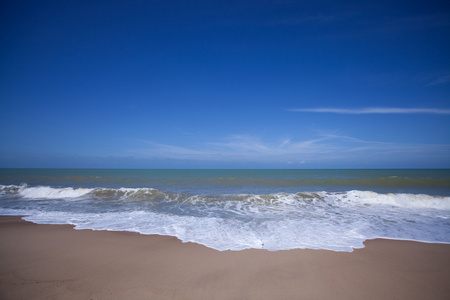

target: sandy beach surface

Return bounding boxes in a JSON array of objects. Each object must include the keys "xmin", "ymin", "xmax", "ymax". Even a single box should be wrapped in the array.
[{"xmin": 0, "ymin": 216, "xmax": 449, "ymax": 299}]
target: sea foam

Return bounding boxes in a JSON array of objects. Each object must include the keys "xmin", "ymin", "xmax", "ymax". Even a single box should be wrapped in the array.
[
  {"xmin": 19, "ymin": 186, "xmax": 93, "ymax": 199},
  {"xmin": 1, "ymin": 184, "xmax": 449, "ymax": 252},
  {"xmin": 2, "ymin": 184, "xmax": 449, "ymax": 210}
]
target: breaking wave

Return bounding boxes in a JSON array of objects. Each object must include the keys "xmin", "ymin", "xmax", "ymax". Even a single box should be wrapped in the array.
[
  {"xmin": 1, "ymin": 184, "xmax": 449, "ymax": 210},
  {"xmin": 1, "ymin": 184, "xmax": 449, "ymax": 251}
]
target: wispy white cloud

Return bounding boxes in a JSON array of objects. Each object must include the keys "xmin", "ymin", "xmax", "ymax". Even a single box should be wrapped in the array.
[
  {"xmin": 129, "ymin": 135, "xmax": 334, "ymax": 162},
  {"xmin": 289, "ymin": 107, "xmax": 450, "ymax": 115},
  {"xmin": 126, "ymin": 134, "xmax": 450, "ymax": 167},
  {"xmin": 427, "ymin": 74, "xmax": 450, "ymax": 86}
]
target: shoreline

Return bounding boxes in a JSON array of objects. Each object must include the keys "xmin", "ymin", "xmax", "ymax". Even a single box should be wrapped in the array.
[
  {"xmin": 9, "ymin": 215, "xmax": 450, "ymax": 251},
  {"xmin": 1, "ymin": 216, "xmax": 450, "ymax": 299}
]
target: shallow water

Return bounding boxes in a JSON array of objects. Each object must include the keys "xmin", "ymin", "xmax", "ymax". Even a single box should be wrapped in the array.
[{"xmin": 1, "ymin": 169, "xmax": 449, "ymax": 251}]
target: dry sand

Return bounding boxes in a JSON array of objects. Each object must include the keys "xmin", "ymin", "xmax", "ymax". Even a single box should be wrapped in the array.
[{"xmin": 0, "ymin": 216, "xmax": 449, "ymax": 300}]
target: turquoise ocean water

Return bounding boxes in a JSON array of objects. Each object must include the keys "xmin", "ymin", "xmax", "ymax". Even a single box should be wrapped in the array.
[{"xmin": 1, "ymin": 168, "xmax": 449, "ymax": 251}]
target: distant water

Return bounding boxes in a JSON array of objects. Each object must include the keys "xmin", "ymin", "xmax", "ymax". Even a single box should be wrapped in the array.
[{"xmin": 1, "ymin": 168, "xmax": 449, "ymax": 251}]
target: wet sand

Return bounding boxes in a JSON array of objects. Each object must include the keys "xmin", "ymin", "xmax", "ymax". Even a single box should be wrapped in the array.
[{"xmin": 1, "ymin": 216, "xmax": 449, "ymax": 299}]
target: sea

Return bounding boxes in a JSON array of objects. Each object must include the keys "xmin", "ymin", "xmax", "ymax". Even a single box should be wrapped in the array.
[{"xmin": 1, "ymin": 168, "xmax": 449, "ymax": 252}]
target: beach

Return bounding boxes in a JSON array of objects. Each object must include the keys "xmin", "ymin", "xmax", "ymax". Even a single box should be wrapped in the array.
[
  {"xmin": 1, "ymin": 169, "xmax": 450, "ymax": 252},
  {"xmin": 1, "ymin": 216, "xmax": 449, "ymax": 300}
]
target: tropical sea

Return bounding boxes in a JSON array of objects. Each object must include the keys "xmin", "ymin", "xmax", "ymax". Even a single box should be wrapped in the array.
[{"xmin": 1, "ymin": 168, "xmax": 449, "ymax": 252}]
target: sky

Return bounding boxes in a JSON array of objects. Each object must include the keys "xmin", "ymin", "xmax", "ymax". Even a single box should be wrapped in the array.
[{"xmin": 1, "ymin": 0, "xmax": 449, "ymax": 169}]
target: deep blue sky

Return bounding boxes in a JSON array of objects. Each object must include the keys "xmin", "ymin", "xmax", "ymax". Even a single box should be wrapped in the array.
[{"xmin": 1, "ymin": 0, "xmax": 449, "ymax": 168}]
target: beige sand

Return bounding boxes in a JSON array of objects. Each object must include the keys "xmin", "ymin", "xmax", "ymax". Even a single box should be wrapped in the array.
[{"xmin": 0, "ymin": 216, "xmax": 449, "ymax": 300}]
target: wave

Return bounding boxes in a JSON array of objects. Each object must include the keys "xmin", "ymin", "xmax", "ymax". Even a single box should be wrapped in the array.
[
  {"xmin": 0, "ymin": 185, "xmax": 94, "ymax": 199},
  {"xmin": 1, "ymin": 184, "xmax": 450, "ymax": 211},
  {"xmin": 0, "ymin": 184, "xmax": 164, "ymax": 200},
  {"xmin": 1, "ymin": 184, "xmax": 450, "ymax": 252},
  {"xmin": 327, "ymin": 190, "xmax": 450, "ymax": 210}
]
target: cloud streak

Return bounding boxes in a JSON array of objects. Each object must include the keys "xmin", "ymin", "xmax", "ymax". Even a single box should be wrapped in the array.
[
  {"xmin": 290, "ymin": 108, "xmax": 450, "ymax": 115},
  {"xmin": 427, "ymin": 74, "xmax": 450, "ymax": 86},
  {"xmin": 126, "ymin": 134, "xmax": 450, "ymax": 168}
]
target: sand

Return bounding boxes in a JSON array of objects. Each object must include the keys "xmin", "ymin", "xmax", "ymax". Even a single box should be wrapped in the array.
[{"xmin": 0, "ymin": 216, "xmax": 449, "ymax": 300}]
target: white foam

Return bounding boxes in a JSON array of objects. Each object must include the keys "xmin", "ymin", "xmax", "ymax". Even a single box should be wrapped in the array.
[
  {"xmin": 17, "ymin": 210, "xmax": 366, "ymax": 251},
  {"xmin": 1, "ymin": 185, "xmax": 450, "ymax": 252},
  {"xmin": 1, "ymin": 185, "xmax": 162, "ymax": 200},
  {"xmin": 6, "ymin": 185, "xmax": 450, "ymax": 210},
  {"xmin": 337, "ymin": 190, "xmax": 450, "ymax": 210},
  {"xmin": 19, "ymin": 186, "xmax": 93, "ymax": 199}
]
